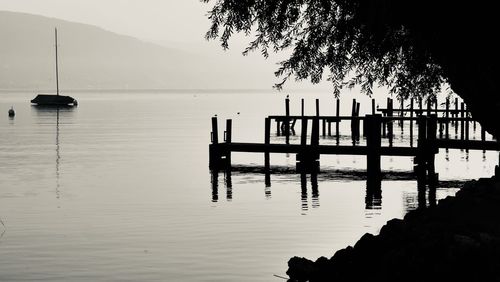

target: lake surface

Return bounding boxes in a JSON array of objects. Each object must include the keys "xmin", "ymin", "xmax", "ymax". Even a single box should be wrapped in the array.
[{"xmin": 0, "ymin": 90, "xmax": 497, "ymax": 281}]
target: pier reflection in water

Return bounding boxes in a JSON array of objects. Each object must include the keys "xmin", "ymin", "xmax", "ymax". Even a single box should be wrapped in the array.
[{"xmin": 209, "ymin": 165, "xmax": 458, "ymax": 214}]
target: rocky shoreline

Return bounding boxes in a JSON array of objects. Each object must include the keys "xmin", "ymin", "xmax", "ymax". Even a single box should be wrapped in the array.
[{"xmin": 287, "ymin": 177, "xmax": 500, "ymax": 282}]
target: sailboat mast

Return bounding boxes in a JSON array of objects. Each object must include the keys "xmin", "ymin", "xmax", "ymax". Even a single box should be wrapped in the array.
[{"xmin": 55, "ymin": 28, "xmax": 59, "ymax": 96}]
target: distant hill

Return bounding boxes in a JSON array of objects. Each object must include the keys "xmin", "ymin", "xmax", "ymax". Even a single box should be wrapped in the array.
[{"xmin": 0, "ymin": 11, "xmax": 284, "ymax": 90}]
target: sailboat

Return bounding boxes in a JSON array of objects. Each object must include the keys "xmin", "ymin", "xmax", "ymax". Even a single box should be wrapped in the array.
[{"xmin": 31, "ymin": 28, "xmax": 78, "ymax": 107}]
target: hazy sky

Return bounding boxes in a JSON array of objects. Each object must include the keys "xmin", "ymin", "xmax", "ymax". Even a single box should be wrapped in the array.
[
  {"xmin": 0, "ymin": 0, "xmax": 212, "ymax": 44},
  {"xmin": 0, "ymin": 0, "xmax": 332, "ymax": 90}
]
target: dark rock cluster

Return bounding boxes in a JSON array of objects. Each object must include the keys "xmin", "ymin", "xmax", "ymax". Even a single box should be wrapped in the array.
[{"xmin": 287, "ymin": 177, "xmax": 500, "ymax": 282}]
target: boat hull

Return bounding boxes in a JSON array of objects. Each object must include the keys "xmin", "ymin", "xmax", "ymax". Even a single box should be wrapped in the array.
[{"xmin": 31, "ymin": 94, "xmax": 77, "ymax": 106}]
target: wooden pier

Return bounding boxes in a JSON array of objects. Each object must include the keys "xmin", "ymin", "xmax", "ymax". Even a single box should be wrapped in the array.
[{"xmin": 209, "ymin": 97, "xmax": 500, "ymax": 187}]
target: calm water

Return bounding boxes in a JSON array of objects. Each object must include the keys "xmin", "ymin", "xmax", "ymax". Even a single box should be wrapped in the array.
[{"xmin": 0, "ymin": 90, "xmax": 497, "ymax": 281}]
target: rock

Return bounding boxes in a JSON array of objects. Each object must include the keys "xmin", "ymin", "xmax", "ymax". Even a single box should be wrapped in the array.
[{"xmin": 287, "ymin": 176, "xmax": 500, "ymax": 281}]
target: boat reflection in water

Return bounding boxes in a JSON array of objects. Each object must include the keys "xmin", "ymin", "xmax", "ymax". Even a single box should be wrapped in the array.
[{"xmin": 32, "ymin": 106, "xmax": 75, "ymax": 202}]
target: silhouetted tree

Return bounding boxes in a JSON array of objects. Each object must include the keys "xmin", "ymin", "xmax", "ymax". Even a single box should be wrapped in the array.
[{"xmin": 203, "ymin": 1, "xmax": 500, "ymax": 137}]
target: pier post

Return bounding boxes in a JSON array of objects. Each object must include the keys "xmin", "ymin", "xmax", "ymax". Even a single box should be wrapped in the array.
[
  {"xmin": 328, "ymin": 120, "xmax": 332, "ymax": 136},
  {"xmin": 473, "ymin": 111, "xmax": 477, "ymax": 131},
  {"xmin": 211, "ymin": 117, "xmax": 219, "ymax": 144},
  {"xmin": 460, "ymin": 102, "xmax": 465, "ymax": 140},
  {"xmin": 388, "ymin": 98, "xmax": 393, "ymax": 147},
  {"xmin": 400, "ymin": 98, "xmax": 404, "ymax": 128},
  {"xmin": 336, "ymin": 99, "xmax": 340, "ymax": 144},
  {"xmin": 465, "ymin": 105, "xmax": 470, "ymax": 140},
  {"xmin": 209, "ymin": 117, "xmax": 221, "ymax": 169},
  {"xmin": 427, "ymin": 115, "xmax": 438, "ymax": 186},
  {"xmin": 356, "ymin": 102, "xmax": 361, "ymax": 140},
  {"xmin": 445, "ymin": 98, "xmax": 450, "ymax": 139},
  {"xmin": 416, "ymin": 115, "xmax": 428, "ymax": 189},
  {"xmin": 297, "ymin": 117, "xmax": 320, "ymax": 172},
  {"xmin": 351, "ymin": 99, "xmax": 357, "ymax": 142},
  {"xmin": 434, "ymin": 97, "xmax": 438, "ymax": 116},
  {"xmin": 366, "ymin": 115, "xmax": 382, "ymax": 184},
  {"xmin": 311, "ymin": 117, "xmax": 320, "ymax": 147},
  {"xmin": 382, "ymin": 98, "xmax": 387, "ymax": 138},
  {"xmin": 296, "ymin": 117, "xmax": 309, "ymax": 171},
  {"xmin": 301, "ymin": 117, "xmax": 308, "ymax": 146},
  {"xmin": 264, "ymin": 117, "xmax": 271, "ymax": 169},
  {"xmin": 322, "ymin": 118, "xmax": 326, "ymax": 137},
  {"xmin": 285, "ymin": 97, "xmax": 290, "ymax": 144},
  {"xmin": 311, "ymin": 117, "xmax": 320, "ymax": 171},
  {"xmin": 409, "ymin": 98, "xmax": 414, "ymax": 141},
  {"xmin": 225, "ymin": 119, "xmax": 232, "ymax": 167}
]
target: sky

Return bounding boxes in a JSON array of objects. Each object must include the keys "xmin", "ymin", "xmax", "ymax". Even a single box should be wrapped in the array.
[
  {"xmin": 0, "ymin": 0, "xmax": 332, "ymax": 90},
  {"xmin": 0, "ymin": 0, "xmax": 212, "ymax": 45}
]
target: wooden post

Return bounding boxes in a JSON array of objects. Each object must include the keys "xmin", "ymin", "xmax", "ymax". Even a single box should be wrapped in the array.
[
  {"xmin": 223, "ymin": 119, "xmax": 232, "ymax": 167},
  {"xmin": 416, "ymin": 115, "xmax": 427, "ymax": 189},
  {"xmin": 410, "ymin": 98, "xmax": 414, "ymax": 139},
  {"xmin": 445, "ymin": 98, "xmax": 450, "ymax": 139},
  {"xmin": 211, "ymin": 117, "xmax": 219, "ymax": 144},
  {"xmin": 264, "ymin": 118, "xmax": 271, "ymax": 169},
  {"xmin": 473, "ymin": 111, "xmax": 477, "ymax": 131},
  {"xmin": 285, "ymin": 97, "xmax": 290, "ymax": 144},
  {"xmin": 388, "ymin": 98, "xmax": 393, "ymax": 146},
  {"xmin": 225, "ymin": 119, "xmax": 232, "ymax": 143},
  {"xmin": 419, "ymin": 97, "xmax": 423, "ymax": 113},
  {"xmin": 311, "ymin": 117, "xmax": 320, "ymax": 146},
  {"xmin": 427, "ymin": 115, "xmax": 438, "ymax": 186},
  {"xmin": 356, "ymin": 102, "xmax": 361, "ymax": 140},
  {"xmin": 434, "ymin": 97, "xmax": 438, "ymax": 116},
  {"xmin": 209, "ymin": 117, "xmax": 220, "ymax": 169},
  {"xmin": 297, "ymin": 117, "xmax": 317, "ymax": 172},
  {"xmin": 301, "ymin": 98, "xmax": 305, "ymax": 117},
  {"xmin": 372, "ymin": 98, "xmax": 376, "ymax": 115},
  {"xmin": 322, "ymin": 118, "xmax": 326, "ymax": 137},
  {"xmin": 454, "ymin": 98, "xmax": 459, "ymax": 131},
  {"xmin": 481, "ymin": 128, "xmax": 486, "ymax": 141},
  {"xmin": 426, "ymin": 98, "xmax": 432, "ymax": 116},
  {"xmin": 350, "ymin": 99, "xmax": 357, "ymax": 142},
  {"xmin": 312, "ymin": 116, "xmax": 320, "ymax": 171},
  {"xmin": 336, "ymin": 98, "xmax": 340, "ymax": 144},
  {"xmin": 366, "ymin": 115, "xmax": 382, "ymax": 184},
  {"xmin": 301, "ymin": 117, "xmax": 308, "ymax": 146},
  {"xmin": 410, "ymin": 98, "xmax": 414, "ymax": 147},
  {"xmin": 382, "ymin": 98, "xmax": 388, "ymax": 137},
  {"xmin": 460, "ymin": 102, "xmax": 465, "ymax": 140},
  {"xmin": 465, "ymin": 104, "xmax": 470, "ymax": 141},
  {"xmin": 328, "ymin": 120, "xmax": 332, "ymax": 136},
  {"xmin": 400, "ymin": 98, "xmax": 404, "ymax": 128},
  {"xmin": 316, "ymin": 99, "xmax": 320, "ymax": 116}
]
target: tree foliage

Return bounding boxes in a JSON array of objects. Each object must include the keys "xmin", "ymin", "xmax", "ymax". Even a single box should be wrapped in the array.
[
  {"xmin": 203, "ymin": 0, "xmax": 450, "ymax": 98},
  {"xmin": 203, "ymin": 0, "xmax": 496, "ymax": 104}
]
